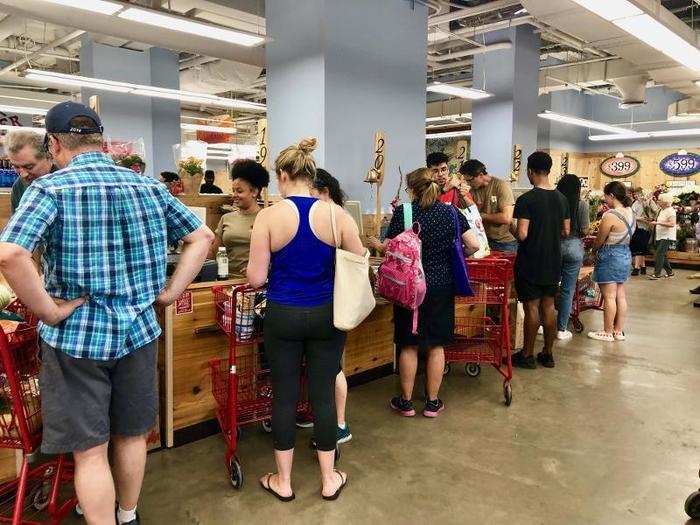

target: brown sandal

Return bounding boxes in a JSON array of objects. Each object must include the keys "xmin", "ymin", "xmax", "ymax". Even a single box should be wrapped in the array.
[
  {"xmin": 260, "ymin": 473, "xmax": 295, "ymax": 502},
  {"xmin": 321, "ymin": 469, "xmax": 348, "ymax": 501}
]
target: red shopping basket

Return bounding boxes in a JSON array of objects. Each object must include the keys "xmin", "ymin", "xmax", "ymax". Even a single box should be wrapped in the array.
[{"xmin": 0, "ymin": 300, "xmax": 76, "ymax": 524}]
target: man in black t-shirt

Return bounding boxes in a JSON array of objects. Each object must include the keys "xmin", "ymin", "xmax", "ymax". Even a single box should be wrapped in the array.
[
  {"xmin": 512, "ymin": 152, "xmax": 570, "ymax": 369},
  {"xmin": 199, "ymin": 169, "xmax": 223, "ymax": 194}
]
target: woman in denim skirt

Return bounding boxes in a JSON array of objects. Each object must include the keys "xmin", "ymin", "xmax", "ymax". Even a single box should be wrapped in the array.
[
  {"xmin": 555, "ymin": 174, "xmax": 590, "ymax": 340},
  {"xmin": 588, "ymin": 181, "xmax": 636, "ymax": 342}
]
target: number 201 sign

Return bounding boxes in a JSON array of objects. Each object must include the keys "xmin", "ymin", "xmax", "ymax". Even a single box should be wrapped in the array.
[
  {"xmin": 660, "ymin": 152, "xmax": 700, "ymax": 177},
  {"xmin": 600, "ymin": 155, "xmax": 640, "ymax": 178}
]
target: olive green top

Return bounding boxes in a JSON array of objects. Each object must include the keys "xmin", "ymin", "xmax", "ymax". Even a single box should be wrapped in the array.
[{"xmin": 215, "ymin": 209, "xmax": 259, "ymax": 279}]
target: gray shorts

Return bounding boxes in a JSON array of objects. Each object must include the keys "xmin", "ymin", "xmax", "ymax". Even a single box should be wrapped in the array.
[{"xmin": 39, "ymin": 339, "xmax": 158, "ymax": 454}]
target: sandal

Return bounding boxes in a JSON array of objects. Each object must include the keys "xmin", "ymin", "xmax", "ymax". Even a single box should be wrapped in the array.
[
  {"xmin": 321, "ymin": 469, "xmax": 348, "ymax": 501},
  {"xmin": 587, "ymin": 331, "xmax": 614, "ymax": 342},
  {"xmin": 260, "ymin": 473, "xmax": 295, "ymax": 502},
  {"xmin": 613, "ymin": 331, "xmax": 626, "ymax": 341}
]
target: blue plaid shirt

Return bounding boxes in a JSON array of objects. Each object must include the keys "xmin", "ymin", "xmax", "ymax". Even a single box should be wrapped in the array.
[{"xmin": 0, "ymin": 152, "xmax": 202, "ymax": 360}]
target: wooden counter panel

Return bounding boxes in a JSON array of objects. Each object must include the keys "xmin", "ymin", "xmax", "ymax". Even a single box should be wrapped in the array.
[{"xmin": 343, "ymin": 303, "xmax": 394, "ymax": 376}]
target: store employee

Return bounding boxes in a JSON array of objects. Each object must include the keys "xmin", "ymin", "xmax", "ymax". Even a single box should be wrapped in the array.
[
  {"xmin": 5, "ymin": 130, "xmax": 56, "ymax": 212},
  {"xmin": 210, "ymin": 159, "xmax": 269, "ymax": 278},
  {"xmin": 200, "ymin": 169, "xmax": 223, "ymax": 194}
]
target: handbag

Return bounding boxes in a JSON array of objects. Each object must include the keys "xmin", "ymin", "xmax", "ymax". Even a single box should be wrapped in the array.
[
  {"xmin": 330, "ymin": 204, "xmax": 376, "ymax": 331},
  {"xmin": 449, "ymin": 205, "xmax": 474, "ymax": 297}
]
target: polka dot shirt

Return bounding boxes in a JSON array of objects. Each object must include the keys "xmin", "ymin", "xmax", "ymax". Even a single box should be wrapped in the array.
[{"xmin": 386, "ymin": 201, "xmax": 470, "ymax": 291}]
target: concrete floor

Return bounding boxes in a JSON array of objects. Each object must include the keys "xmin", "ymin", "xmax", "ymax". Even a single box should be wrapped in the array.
[{"xmin": 138, "ymin": 271, "xmax": 699, "ymax": 525}]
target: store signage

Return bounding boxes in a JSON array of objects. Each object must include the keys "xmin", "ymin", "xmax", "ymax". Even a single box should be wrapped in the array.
[
  {"xmin": 510, "ymin": 144, "xmax": 522, "ymax": 183},
  {"xmin": 455, "ymin": 140, "xmax": 468, "ymax": 166},
  {"xmin": 659, "ymin": 151, "xmax": 700, "ymax": 177},
  {"xmin": 560, "ymin": 152, "xmax": 569, "ymax": 177},
  {"xmin": 599, "ymin": 155, "xmax": 640, "ymax": 178},
  {"xmin": 364, "ymin": 131, "xmax": 385, "ymax": 183},
  {"xmin": 175, "ymin": 291, "xmax": 193, "ymax": 315},
  {"xmin": 256, "ymin": 118, "xmax": 268, "ymax": 169}
]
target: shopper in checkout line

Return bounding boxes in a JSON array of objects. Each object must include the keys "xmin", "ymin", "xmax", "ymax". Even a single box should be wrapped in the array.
[
  {"xmin": 383, "ymin": 168, "xmax": 481, "ymax": 418},
  {"xmin": 648, "ymin": 192, "xmax": 677, "ymax": 281},
  {"xmin": 0, "ymin": 101, "xmax": 214, "ymax": 525},
  {"xmin": 247, "ymin": 138, "xmax": 365, "ymax": 502},
  {"xmin": 511, "ymin": 151, "xmax": 570, "ymax": 369},
  {"xmin": 629, "ymin": 187, "xmax": 657, "ymax": 276},
  {"xmin": 460, "ymin": 158, "xmax": 518, "ymax": 253},
  {"xmin": 426, "ymin": 151, "xmax": 468, "ymax": 208},
  {"xmin": 587, "ymin": 181, "xmax": 636, "ymax": 342},
  {"xmin": 4, "ymin": 130, "xmax": 58, "ymax": 213}
]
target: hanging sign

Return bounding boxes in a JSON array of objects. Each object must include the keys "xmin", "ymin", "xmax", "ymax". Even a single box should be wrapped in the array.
[
  {"xmin": 510, "ymin": 144, "xmax": 522, "ymax": 183},
  {"xmin": 659, "ymin": 151, "xmax": 700, "ymax": 177},
  {"xmin": 455, "ymin": 140, "xmax": 469, "ymax": 166},
  {"xmin": 256, "ymin": 118, "xmax": 268, "ymax": 169},
  {"xmin": 364, "ymin": 131, "xmax": 385, "ymax": 183},
  {"xmin": 560, "ymin": 152, "xmax": 569, "ymax": 177},
  {"xmin": 600, "ymin": 155, "xmax": 640, "ymax": 178}
]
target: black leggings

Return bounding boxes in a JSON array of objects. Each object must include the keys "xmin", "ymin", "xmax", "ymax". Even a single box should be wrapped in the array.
[{"xmin": 264, "ymin": 301, "xmax": 345, "ymax": 452}]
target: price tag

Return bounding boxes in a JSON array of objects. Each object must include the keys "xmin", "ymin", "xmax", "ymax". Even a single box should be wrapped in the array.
[
  {"xmin": 600, "ymin": 155, "xmax": 640, "ymax": 178},
  {"xmin": 659, "ymin": 152, "xmax": 700, "ymax": 177}
]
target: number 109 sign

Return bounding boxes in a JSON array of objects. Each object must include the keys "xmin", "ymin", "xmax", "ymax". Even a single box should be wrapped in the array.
[
  {"xmin": 660, "ymin": 152, "xmax": 700, "ymax": 177},
  {"xmin": 600, "ymin": 155, "xmax": 640, "ymax": 178}
]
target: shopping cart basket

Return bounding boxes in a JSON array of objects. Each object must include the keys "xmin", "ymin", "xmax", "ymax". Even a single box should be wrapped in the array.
[
  {"xmin": 569, "ymin": 267, "xmax": 603, "ymax": 333},
  {"xmin": 209, "ymin": 285, "xmax": 310, "ymax": 489},
  {"xmin": 0, "ymin": 300, "xmax": 76, "ymax": 525},
  {"xmin": 444, "ymin": 255, "xmax": 514, "ymax": 406}
]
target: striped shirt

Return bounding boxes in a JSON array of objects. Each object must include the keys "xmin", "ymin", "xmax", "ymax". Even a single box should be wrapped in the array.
[{"xmin": 0, "ymin": 152, "xmax": 202, "ymax": 360}]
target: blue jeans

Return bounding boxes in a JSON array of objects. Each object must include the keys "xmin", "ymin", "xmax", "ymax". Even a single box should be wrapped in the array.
[
  {"xmin": 489, "ymin": 240, "xmax": 518, "ymax": 253},
  {"xmin": 557, "ymin": 237, "xmax": 585, "ymax": 331}
]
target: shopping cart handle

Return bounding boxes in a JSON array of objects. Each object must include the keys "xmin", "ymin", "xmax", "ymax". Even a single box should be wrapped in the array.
[{"xmin": 193, "ymin": 324, "xmax": 220, "ymax": 335}]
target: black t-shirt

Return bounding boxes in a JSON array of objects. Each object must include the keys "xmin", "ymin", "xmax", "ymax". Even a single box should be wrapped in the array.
[
  {"xmin": 386, "ymin": 201, "xmax": 469, "ymax": 291},
  {"xmin": 514, "ymin": 187, "xmax": 570, "ymax": 285},
  {"xmin": 200, "ymin": 183, "xmax": 223, "ymax": 194}
]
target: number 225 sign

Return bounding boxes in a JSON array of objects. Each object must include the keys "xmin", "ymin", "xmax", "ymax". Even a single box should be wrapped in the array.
[
  {"xmin": 600, "ymin": 155, "xmax": 640, "ymax": 178},
  {"xmin": 660, "ymin": 152, "xmax": 700, "ymax": 177}
]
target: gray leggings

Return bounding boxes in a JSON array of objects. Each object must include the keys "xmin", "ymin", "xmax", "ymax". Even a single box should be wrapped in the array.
[{"xmin": 264, "ymin": 301, "xmax": 345, "ymax": 452}]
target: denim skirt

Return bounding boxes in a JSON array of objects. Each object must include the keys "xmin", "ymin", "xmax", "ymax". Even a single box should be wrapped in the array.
[{"xmin": 594, "ymin": 244, "xmax": 631, "ymax": 284}]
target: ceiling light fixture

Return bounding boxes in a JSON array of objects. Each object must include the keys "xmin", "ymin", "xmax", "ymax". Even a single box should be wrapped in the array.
[
  {"xmin": 181, "ymin": 124, "xmax": 236, "ymax": 134},
  {"xmin": 118, "ymin": 6, "xmax": 265, "ymax": 47},
  {"xmin": 39, "ymin": 0, "xmax": 123, "ymax": 15},
  {"xmin": 426, "ymin": 113, "xmax": 472, "ymax": 122},
  {"xmin": 426, "ymin": 130, "xmax": 472, "ymax": 139},
  {"xmin": 538, "ymin": 110, "xmax": 631, "ymax": 134},
  {"xmin": 588, "ymin": 128, "xmax": 700, "ymax": 141},
  {"xmin": 427, "ymin": 82, "xmax": 493, "ymax": 100},
  {"xmin": 0, "ymin": 104, "xmax": 50, "ymax": 116},
  {"xmin": 24, "ymin": 69, "xmax": 266, "ymax": 112}
]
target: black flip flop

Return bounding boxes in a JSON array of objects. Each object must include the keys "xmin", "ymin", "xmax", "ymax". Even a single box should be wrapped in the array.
[
  {"xmin": 322, "ymin": 469, "xmax": 348, "ymax": 501},
  {"xmin": 260, "ymin": 473, "xmax": 295, "ymax": 502}
]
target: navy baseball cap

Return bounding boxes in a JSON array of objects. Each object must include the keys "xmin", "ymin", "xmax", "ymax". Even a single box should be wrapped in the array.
[{"xmin": 45, "ymin": 101, "xmax": 103, "ymax": 134}]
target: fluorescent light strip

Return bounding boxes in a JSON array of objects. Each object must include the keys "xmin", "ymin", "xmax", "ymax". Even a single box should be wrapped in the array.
[
  {"xmin": 568, "ymin": 0, "xmax": 642, "ymax": 21},
  {"xmin": 181, "ymin": 124, "xmax": 237, "ymax": 134},
  {"xmin": 426, "ymin": 113, "xmax": 472, "ymax": 122},
  {"xmin": 40, "ymin": 0, "xmax": 123, "ymax": 15},
  {"xmin": 426, "ymin": 130, "xmax": 472, "ymax": 139},
  {"xmin": 24, "ymin": 69, "xmax": 266, "ymax": 112},
  {"xmin": 118, "ymin": 7, "xmax": 264, "ymax": 47},
  {"xmin": 613, "ymin": 14, "xmax": 700, "ymax": 72},
  {"xmin": 0, "ymin": 125, "xmax": 45, "ymax": 133},
  {"xmin": 427, "ymin": 82, "xmax": 492, "ymax": 100},
  {"xmin": 538, "ymin": 110, "xmax": 631, "ymax": 134},
  {"xmin": 0, "ymin": 104, "xmax": 50, "ymax": 116},
  {"xmin": 589, "ymin": 128, "xmax": 700, "ymax": 141}
]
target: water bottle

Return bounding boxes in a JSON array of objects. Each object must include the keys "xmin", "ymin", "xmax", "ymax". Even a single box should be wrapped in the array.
[{"xmin": 216, "ymin": 247, "xmax": 229, "ymax": 280}]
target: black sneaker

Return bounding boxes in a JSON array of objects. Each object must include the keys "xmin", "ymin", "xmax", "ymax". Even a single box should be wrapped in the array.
[
  {"xmin": 690, "ymin": 286, "xmax": 700, "ymax": 295},
  {"xmin": 631, "ymin": 268, "xmax": 640, "ymax": 276},
  {"xmin": 640, "ymin": 267, "xmax": 647, "ymax": 275},
  {"xmin": 512, "ymin": 350, "xmax": 536, "ymax": 369},
  {"xmin": 390, "ymin": 396, "xmax": 416, "ymax": 417},
  {"xmin": 423, "ymin": 398, "xmax": 445, "ymax": 418},
  {"xmin": 536, "ymin": 352, "xmax": 555, "ymax": 368},
  {"xmin": 664, "ymin": 272, "xmax": 675, "ymax": 279}
]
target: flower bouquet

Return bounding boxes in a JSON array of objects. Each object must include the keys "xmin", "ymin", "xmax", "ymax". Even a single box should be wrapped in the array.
[{"xmin": 178, "ymin": 156, "xmax": 204, "ymax": 196}]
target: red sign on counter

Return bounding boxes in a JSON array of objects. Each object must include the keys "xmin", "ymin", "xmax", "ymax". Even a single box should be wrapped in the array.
[{"xmin": 175, "ymin": 291, "xmax": 193, "ymax": 315}]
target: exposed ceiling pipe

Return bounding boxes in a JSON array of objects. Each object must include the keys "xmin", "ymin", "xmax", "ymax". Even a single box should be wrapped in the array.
[
  {"xmin": 428, "ymin": 0, "xmax": 522, "ymax": 27},
  {"xmin": 531, "ymin": 21, "xmax": 606, "ymax": 58},
  {"xmin": 0, "ymin": 15, "xmax": 23, "ymax": 43},
  {"xmin": 0, "ymin": 29, "xmax": 84, "ymax": 76},
  {"xmin": 430, "ymin": 15, "xmax": 533, "ymax": 46},
  {"xmin": 432, "ymin": 41, "xmax": 512, "ymax": 62},
  {"xmin": 540, "ymin": 55, "xmax": 619, "ymax": 71},
  {"xmin": 0, "ymin": 46, "xmax": 79, "ymax": 62}
]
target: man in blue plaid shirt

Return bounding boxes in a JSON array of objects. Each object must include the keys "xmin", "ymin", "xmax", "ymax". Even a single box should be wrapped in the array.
[{"xmin": 0, "ymin": 102, "xmax": 214, "ymax": 525}]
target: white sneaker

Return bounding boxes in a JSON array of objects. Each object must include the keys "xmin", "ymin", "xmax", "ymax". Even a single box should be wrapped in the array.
[
  {"xmin": 587, "ymin": 331, "xmax": 614, "ymax": 342},
  {"xmin": 557, "ymin": 330, "xmax": 573, "ymax": 340},
  {"xmin": 613, "ymin": 331, "xmax": 626, "ymax": 341}
]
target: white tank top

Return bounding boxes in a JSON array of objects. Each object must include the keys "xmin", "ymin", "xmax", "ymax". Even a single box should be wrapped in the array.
[{"xmin": 604, "ymin": 208, "xmax": 635, "ymax": 245}]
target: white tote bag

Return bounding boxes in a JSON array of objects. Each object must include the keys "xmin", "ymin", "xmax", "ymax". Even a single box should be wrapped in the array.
[{"xmin": 330, "ymin": 204, "xmax": 376, "ymax": 331}]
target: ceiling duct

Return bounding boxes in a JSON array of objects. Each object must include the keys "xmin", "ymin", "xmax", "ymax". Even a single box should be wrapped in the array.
[
  {"xmin": 180, "ymin": 60, "xmax": 263, "ymax": 95},
  {"xmin": 668, "ymin": 98, "xmax": 700, "ymax": 122},
  {"xmin": 611, "ymin": 74, "xmax": 648, "ymax": 108}
]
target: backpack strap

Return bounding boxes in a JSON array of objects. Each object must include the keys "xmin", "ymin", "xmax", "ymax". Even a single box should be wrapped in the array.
[
  {"xmin": 608, "ymin": 209, "xmax": 635, "ymax": 244},
  {"xmin": 402, "ymin": 202, "xmax": 413, "ymax": 231}
]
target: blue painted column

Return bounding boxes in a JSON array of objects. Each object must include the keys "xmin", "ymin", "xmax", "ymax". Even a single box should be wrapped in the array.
[
  {"xmin": 80, "ymin": 35, "xmax": 180, "ymax": 178},
  {"xmin": 266, "ymin": 0, "xmax": 427, "ymax": 210},
  {"xmin": 471, "ymin": 26, "xmax": 540, "ymax": 186}
]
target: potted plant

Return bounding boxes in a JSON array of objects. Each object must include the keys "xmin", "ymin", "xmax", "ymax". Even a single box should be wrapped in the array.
[
  {"xmin": 178, "ymin": 156, "xmax": 204, "ymax": 195},
  {"xmin": 117, "ymin": 154, "xmax": 146, "ymax": 174}
]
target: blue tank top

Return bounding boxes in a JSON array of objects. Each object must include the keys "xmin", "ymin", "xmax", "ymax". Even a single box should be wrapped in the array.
[{"xmin": 267, "ymin": 196, "xmax": 336, "ymax": 307}]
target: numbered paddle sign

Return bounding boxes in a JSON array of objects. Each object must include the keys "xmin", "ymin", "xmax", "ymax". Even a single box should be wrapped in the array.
[
  {"xmin": 659, "ymin": 152, "xmax": 700, "ymax": 177},
  {"xmin": 600, "ymin": 155, "xmax": 640, "ymax": 178}
]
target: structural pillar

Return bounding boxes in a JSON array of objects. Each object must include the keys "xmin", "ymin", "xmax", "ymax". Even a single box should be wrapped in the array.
[
  {"xmin": 80, "ymin": 35, "xmax": 180, "ymax": 178},
  {"xmin": 470, "ymin": 25, "xmax": 540, "ymax": 186},
  {"xmin": 265, "ymin": 0, "xmax": 428, "ymax": 210}
]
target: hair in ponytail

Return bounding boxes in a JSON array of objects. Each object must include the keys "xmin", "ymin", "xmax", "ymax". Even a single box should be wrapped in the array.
[
  {"xmin": 274, "ymin": 137, "xmax": 318, "ymax": 181},
  {"xmin": 603, "ymin": 180, "xmax": 632, "ymax": 207},
  {"xmin": 406, "ymin": 167, "xmax": 439, "ymax": 208}
]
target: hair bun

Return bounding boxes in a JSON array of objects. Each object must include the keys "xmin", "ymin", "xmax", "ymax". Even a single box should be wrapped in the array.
[{"xmin": 297, "ymin": 137, "xmax": 317, "ymax": 155}]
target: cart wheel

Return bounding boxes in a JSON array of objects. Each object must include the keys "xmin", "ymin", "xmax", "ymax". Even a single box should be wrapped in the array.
[
  {"xmin": 685, "ymin": 490, "xmax": 700, "ymax": 519},
  {"xmin": 572, "ymin": 318, "xmax": 584, "ymax": 333},
  {"xmin": 503, "ymin": 381, "xmax": 513, "ymax": 407},
  {"xmin": 465, "ymin": 363, "xmax": 481, "ymax": 377},
  {"xmin": 443, "ymin": 363, "xmax": 451, "ymax": 376},
  {"xmin": 31, "ymin": 482, "xmax": 50, "ymax": 511},
  {"xmin": 229, "ymin": 457, "xmax": 244, "ymax": 489},
  {"xmin": 261, "ymin": 419, "xmax": 272, "ymax": 433}
]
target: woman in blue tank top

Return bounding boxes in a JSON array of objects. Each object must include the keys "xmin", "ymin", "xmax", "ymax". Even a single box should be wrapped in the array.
[{"xmin": 247, "ymin": 138, "xmax": 364, "ymax": 502}]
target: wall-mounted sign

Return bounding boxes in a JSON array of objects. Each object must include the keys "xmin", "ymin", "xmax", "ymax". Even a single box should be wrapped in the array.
[
  {"xmin": 659, "ymin": 151, "xmax": 700, "ymax": 177},
  {"xmin": 455, "ymin": 140, "xmax": 469, "ymax": 166},
  {"xmin": 560, "ymin": 152, "xmax": 569, "ymax": 177},
  {"xmin": 600, "ymin": 154, "xmax": 640, "ymax": 178},
  {"xmin": 364, "ymin": 130, "xmax": 386, "ymax": 183},
  {"xmin": 510, "ymin": 143, "xmax": 522, "ymax": 183}
]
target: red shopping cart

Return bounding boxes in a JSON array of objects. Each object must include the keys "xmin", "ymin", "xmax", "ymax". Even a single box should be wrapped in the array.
[
  {"xmin": 209, "ymin": 285, "xmax": 310, "ymax": 490},
  {"xmin": 569, "ymin": 267, "xmax": 603, "ymax": 333},
  {"xmin": 444, "ymin": 254, "xmax": 515, "ymax": 406},
  {"xmin": 0, "ymin": 300, "xmax": 76, "ymax": 525}
]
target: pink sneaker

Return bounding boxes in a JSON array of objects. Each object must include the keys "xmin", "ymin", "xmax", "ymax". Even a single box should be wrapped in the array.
[{"xmin": 423, "ymin": 398, "xmax": 445, "ymax": 418}]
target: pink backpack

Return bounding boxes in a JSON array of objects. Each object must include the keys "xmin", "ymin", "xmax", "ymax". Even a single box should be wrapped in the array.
[{"xmin": 377, "ymin": 203, "xmax": 427, "ymax": 334}]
